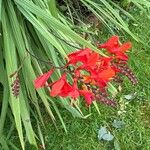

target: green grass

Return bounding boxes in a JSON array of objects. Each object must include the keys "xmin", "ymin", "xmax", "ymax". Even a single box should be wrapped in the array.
[{"xmin": 42, "ymin": 10, "xmax": 150, "ymax": 150}]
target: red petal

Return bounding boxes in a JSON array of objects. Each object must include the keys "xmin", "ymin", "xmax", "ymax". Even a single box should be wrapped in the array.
[
  {"xmin": 74, "ymin": 69, "xmax": 80, "ymax": 77},
  {"xmin": 115, "ymin": 52, "xmax": 128, "ymax": 60},
  {"xmin": 68, "ymin": 78, "xmax": 80, "ymax": 99},
  {"xmin": 98, "ymin": 67, "xmax": 115, "ymax": 80},
  {"xmin": 87, "ymin": 52, "xmax": 99, "ymax": 67},
  {"xmin": 68, "ymin": 48, "xmax": 91, "ymax": 65},
  {"xmin": 59, "ymin": 82, "xmax": 72, "ymax": 97},
  {"xmin": 34, "ymin": 69, "xmax": 54, "ymax": 89},
  {"xmin": 99, "ymin": 36, "xmax": 119, "ymax": 49},
  {"xmin": 77, "ymin": 48, "xmax": 91, "ymax": 57},
  {"xmin": 119, "ymin": 42, "xmax": 132, "ymax": 52},
  {"xmin": 100, "ymin": 57, "xmax": 112, "ymax": 67},
  {"xmin": 69, "ymin": 90, "xmax": 80, "ymax": 99},
  {"xmin": 97, "ymin": 80, "xmax": 107, "ymax": 89},
  {"xmin": 50, "ymin": 79, "xmax": 65, "ymax": 97},
  {"xmin": 80, "ymin": 90, "xmax": 94, "ymax": 106},
  {"xmin": 68, "ymin": 48, "xmax": 90, "ymax": 57}
]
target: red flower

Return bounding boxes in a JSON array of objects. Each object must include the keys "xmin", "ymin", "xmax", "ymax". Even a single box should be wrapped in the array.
[
  {"xmin": 67, "ymin": 48, "xmax": 91, "ymax": 65},
  {"xmin": 86, "ymin": 52, "xmax": 99, "ymax": 68},
  {"xmin": 68, "ymin": 89, "xmax": 80, "ymax": 99},
  {"xmin": 68, "ymin": 79, "xmax": 80, "ymax": 99},
  {"xmin": 85, "ymin": 66, "xmax": 116, "ymax": 90},
  {"xmin": 97, "ymin": 67, "xmax": 116, "ymax": 89},
  {"xmin": 100, "ymin": 57, "xmax": 112, "ymax": 68},
  {"xmin": 34, "ymin": 69, "xmax": 54, "ymax": 89},
  {"xmin": 50, "ymin": 74, "xmax": 67, "ymax": 97},
  {"xmin": 79, "ymin": 90, "xmax": 94, "ymax": 106},
  {"xmin": 61, "ymin": 78, "xmax": 80, "ymax": 99},
  {"xmin": 119, "ymin": 42, "xmax": 132, "ymax": 52},
  {"xmin": 98, "ymin": 67, "xmax": 115, "ymax": 81},
  {"xmin": 58, "ymin": 81, "xmax": 72, "ymax": 97},
  {"xmin": 50, "ymin": 75, "xmax": 79, "ymax": 99},
  {"xmin": 34, "ymin": 35, "xmax": 134, "ymax": 107},
  {"xmin": 115, "ymin": 42, "xmax": 132, "ymax": 60},
  {"xmin": 115, "ymin": 52, "xmax": 128, "ymax": 60},
  {"xmin": 99, "ymin": 36, "xmax": 119, "ymax": 53},
  {"xmin": 99, "ymin": 36, "xmax": 132, "ymax": 60}
]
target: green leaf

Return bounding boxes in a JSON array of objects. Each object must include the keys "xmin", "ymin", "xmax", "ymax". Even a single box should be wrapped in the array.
[
  {"xmin": 20, "ymin": 88, "xmax": 37, "ymax": 147},
  {"xmin": 108, "ymin": 83, "xmax": 118, "ymax": 97},
  {"xmin": 0, "ymin": 48, "xmax": 9, "ymax": 137},
  {"xmin": 60, "ymin": 98, "xmax": 84, "ymax": 118},
  {"xmin": 0, "ymin": 136, "xmax": 9, "ymax": 150},
  {"xmin": 14, "ymin": 0, "xmax": 106, "ymax": 56},
  {"xmin": 81, "ymin": 0, "xmax": 140, "ymax": 41},
  {"xmin": 0, "ymin": 0, "xmax": 2, "ymax": 21},
  {"xmin": 47, "ymin": 0, "xmax": 58, "ymax": 18},
  {"xmin": 2, "ymin": 7, "xmax": 25, "ymax": 149}
]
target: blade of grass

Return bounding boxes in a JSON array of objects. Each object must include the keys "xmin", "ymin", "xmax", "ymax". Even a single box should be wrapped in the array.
[
  {"xmin": 0, "ymin": 136, "xmax": 9, "ymax": 150},
  {"xmin": 47, "ymin": 0, "xmax": 58, "ymax": 18},
  {"xmin": 0, "ymin": 46, "xmax": 9, "ymax": 137},
  {"xmin": 8, "ymin": 141, "xmax": 20, "ymax": 150},
  {"xmin": 109, "ymin": 1, "xmax": 135, "ymax": 21},
  {"xmin": 93, "ymin": 101, "xmax": 101, "ymax": 115},
  {"xmin": 2, "ymin": 7, "xmax": 25, "ymax": 149},
  {"xmin": 81, "ymin": 0, "xmax": 140, "ymax": 41},
  {"xmin": 0, "ymin": 82, "xmax": 9, "ymax": 137},
  {"xmin": 0, "ymin": 0, "xmax": 2, "ymax": 21},
  {"xmin": 37, "ymin": 123, "xmax": 45, "ymax": 150},
  {"xmin": 20, "ymin": 89, "xmax": 37, "ymax": 148},
  {"xmin": 79, "ymin": 0, "xmax": 114, "ymax": 33},
  {"xmin": 17, "ymin": 6, "xmax": 67, "ymax": 57},
  {"xmin": 48, "ymin": 97, "xmax": 67, "ymax": 133},
  {"xmin": 132, "ymin": 0, "xmax": 150, "ymax": 8},
  {"xmin": 7, "ymin": 0, "xmax": 56, "ymax": 125},
  {"xmin": 14, "ymin": 0, "xmax": 106, "ymax": 56}
]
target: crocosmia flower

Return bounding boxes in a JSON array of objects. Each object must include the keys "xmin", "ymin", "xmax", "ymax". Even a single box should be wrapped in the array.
[{"xmin": 34, "ymin": 35, "xmax": 137, "ymax": 107}]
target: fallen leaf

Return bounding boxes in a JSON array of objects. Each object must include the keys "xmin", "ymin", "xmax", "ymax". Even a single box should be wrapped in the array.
[
  {"xmin": 112, "ymin": 120, "xmax": 125, "ymax": 129},
  {"xmin": 98, "ymin": 127, "xmax": 114, "ymax": 141},
  {"xmin": 124, "ymin": 92, "xmax": 137, "ymax": 100}
]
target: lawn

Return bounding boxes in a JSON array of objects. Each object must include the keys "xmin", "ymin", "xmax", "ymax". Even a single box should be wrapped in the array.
[{"xmin": 43, "ymin": 10, "xmax": 150, "ymax": 150}]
